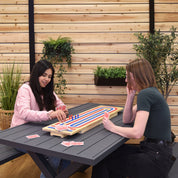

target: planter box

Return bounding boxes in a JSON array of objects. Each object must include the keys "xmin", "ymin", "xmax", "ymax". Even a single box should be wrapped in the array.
[
  {"xmin": 94, "ymin": 76, "xmax": 126, "ymax": 86},
  {"xmin": 0, "ymin": 109, "xmax": 14, "ymax": 130}
]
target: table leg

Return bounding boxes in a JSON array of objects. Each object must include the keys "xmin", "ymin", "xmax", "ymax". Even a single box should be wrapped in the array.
[
  {"xmin": 28, "ymin": 151, "xmax": 57, "ymax": 178},
  {"xmin": 28, "ymin": 151, "xmax": 89, "ymax": 178},
  {"xmin": 56, "ymin": 161, "xmax": 87, "ymax": 178}
]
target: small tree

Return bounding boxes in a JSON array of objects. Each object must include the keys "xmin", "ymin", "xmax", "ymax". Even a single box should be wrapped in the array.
[
  {"xmin": 41, "ymin": 36, "xmax": 75, "ymax": 95},
  {"xmin": 134, "ymin": 27, "xmax": 178, "ymax": 101}
]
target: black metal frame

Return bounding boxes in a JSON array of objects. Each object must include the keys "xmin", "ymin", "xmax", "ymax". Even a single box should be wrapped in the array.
[
  {"xmin": 28, "ymin": 0, "xmax": 35, "ymax": 73},
  {"xmin": 149, "ymin": 0, "xmax": 155, "ymax": 34}
]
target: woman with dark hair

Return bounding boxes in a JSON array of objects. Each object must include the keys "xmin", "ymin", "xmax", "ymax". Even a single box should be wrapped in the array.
[
  {"xmin": 11, "ymin": 59, "xmax": 70, "ymax": 178},
  {"xmin": 11, "ymin": 60, "xmax": 68, "ymax": 127},
  {"xmin": 92, "ymin": 59, "xmax": 175, "ymax": 178}
]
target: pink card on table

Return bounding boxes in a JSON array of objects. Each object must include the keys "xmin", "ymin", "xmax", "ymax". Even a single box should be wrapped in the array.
[
  {"xmin": 26, "ymin": 134, "xmax": 40, "ymax": 139},
  {"xmin": 61, "ymin": 141, "xmax": 72, "ymax": 147},
  {"xmin": 61, "ymin": 141, "xmax": 84, "ymax": 147},
  {"xmin": 70, "ymin": 141, "xmax": 84, "ymax": 146}
]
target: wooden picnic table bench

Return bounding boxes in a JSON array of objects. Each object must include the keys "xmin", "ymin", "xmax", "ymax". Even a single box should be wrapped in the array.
[
  {"xmin": 1, "ymin": 142, "xmax": 177, "ymax": 177},
  {"xmin": 0, "ymin": 144, "xmax": 24, "ymax": 165}
]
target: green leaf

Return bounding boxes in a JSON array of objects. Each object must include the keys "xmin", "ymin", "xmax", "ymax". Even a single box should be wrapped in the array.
[
  {"xmin": 133, "ymin": 26, "xmax": 178, "ymax": 100},
  {"xmin": 0, "ymin": 63, "xmax": 21, "ymax": 110},
  {"xmin": 94, "ymin": 66, "xmax": 126, "ymax": 79},
  {"xmin": 41, "ymin": 36, "xmax": 75, "ymax": 96}
]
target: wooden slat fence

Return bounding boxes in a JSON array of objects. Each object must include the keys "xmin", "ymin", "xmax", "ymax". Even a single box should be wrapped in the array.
[{"xmin": 0, "ymin": 0, "xmax": 177, "ymax": 140}]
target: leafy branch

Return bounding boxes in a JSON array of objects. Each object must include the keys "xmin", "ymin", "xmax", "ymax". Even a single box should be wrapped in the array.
[
  {"xmin": 134, "ymin": 26, "xmax": 178, "ymax": 100},
  {"xmin": 41, "ymin": 36, "xmax": 75, "ymax": 96}
]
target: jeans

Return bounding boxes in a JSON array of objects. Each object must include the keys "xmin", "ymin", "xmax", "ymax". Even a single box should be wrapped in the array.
[
  {"xmin": 40, "ymin": 156, "xmax": 70, "ymax": 178},
  {"xmin": 92, "ymin": 142, "xmax": 175, "ymax": 178},
  {"xmin": 16, "ymin": 148, "xmax": 70, "ymax": 178}
]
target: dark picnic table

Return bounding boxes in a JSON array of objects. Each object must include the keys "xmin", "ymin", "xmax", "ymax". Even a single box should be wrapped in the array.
[{"xmin": 0, "ymin": 103, "xmax": 128, "ymax": 178}]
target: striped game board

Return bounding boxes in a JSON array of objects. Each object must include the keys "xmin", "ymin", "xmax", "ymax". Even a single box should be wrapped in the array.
[{"xmin": 42, "ymin": 105, "xmax": 123, "ymax": 138}]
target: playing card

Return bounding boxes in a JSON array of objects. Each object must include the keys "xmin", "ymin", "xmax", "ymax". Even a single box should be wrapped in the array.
[
  {"xmin": 61, "ymin": 105, "xmax": 66, "ymax": 111},
  {"xmin": 56, "ymin": 105, "xmax": 66, "ymax": 111},
  {"xmin": 71, "ymin": 141, "xmax": 84, "ymax": 146},
  {"xmin": 61, "ymin": 141, "xmax": 84, "ymax": 147},
  {"xmin": 104, "ymin": 111, "xmax": 110, "ymax": 119},
  {"xmin": 55, "ymin": 124, "xmax": 69, "ymax": 131},
  {"xmin": 61, "ymin": 141, "xmax": 72, "ymax": 147},
  {"xmin": 56, "ymin": 106, "xmax": 60, "ymax": 110},
  {"xmin": 26, "ymin": 134, "xmax": 40, "ymax": 139}
]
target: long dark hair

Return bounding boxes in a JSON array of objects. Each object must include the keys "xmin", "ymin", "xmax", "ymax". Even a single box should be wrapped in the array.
[{"xmin": 30, "ymin": 60, "xmax": 56, "ymax": 111}]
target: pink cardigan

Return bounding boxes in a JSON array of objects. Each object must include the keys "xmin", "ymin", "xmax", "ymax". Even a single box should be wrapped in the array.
[{"xmin": 11, "ymin": 83, "xmax": 65, "ymax": 127}]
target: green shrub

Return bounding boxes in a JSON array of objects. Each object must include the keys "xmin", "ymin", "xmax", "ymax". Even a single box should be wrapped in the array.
[
  {"xmin": 41, "ymin": 36, "xmax": 75, "ymax": 96},
  {"xmin": 94, "ymin": 66, "xmax": 126, "ymax": 79},
  {"xmin": 0, "ymin": 63, "xmax": 21, "ymax": 110}
]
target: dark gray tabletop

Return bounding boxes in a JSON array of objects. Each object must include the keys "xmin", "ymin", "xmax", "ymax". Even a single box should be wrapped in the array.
[{"xmin": 0, "ymin": 103, "xmax": 127, "ymax": 166}]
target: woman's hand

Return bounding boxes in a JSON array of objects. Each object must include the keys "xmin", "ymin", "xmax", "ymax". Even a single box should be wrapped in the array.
[
  {"xmin": 126, "ymin": 84, "xmax": 136, "ymax": 96},
  {"xmin": 49, "ymin": 110, "xmax": 66, "ymax": 122},
  {"xmin": 102, "ymin": 116, "xmax": 116, "ymax": 132},
  {"xmin": 63, "ymin": 109, "xmax": 69, "ymax": 117}
]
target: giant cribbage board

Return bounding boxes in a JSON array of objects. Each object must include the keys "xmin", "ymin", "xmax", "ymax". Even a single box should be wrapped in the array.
[{"xmin": 42, "ymin": 105, "xmax": 123, "ymax": 138}]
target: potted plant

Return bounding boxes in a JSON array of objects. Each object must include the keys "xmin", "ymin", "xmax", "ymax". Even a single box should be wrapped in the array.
[
  {"xmin": 94, "ymin": 66, "xmax": 126, "ymax": 86},
  {"xmin": 41, "ymin": 36, "xmax": 75, "ymax": 95},
  {"xmin": 133, "ymin": 26, "xmax": 178, "ymax": 101},
  {"xmin": 0, "ymin": 63, "xmax": 21, "ymax": 130}
]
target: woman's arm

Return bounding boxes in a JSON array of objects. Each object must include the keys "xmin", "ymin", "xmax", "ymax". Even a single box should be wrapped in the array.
[
  {"xmin": 15, "ymin": 86, "xmax": 67, "ymax": 122},
  {"xmin": 54, "ymin": 92, "xmax": 69, "ymax": 116},
  {"xmin": 123, "ymin": 86, "xmax": 137, "ymax": 123},
  {"xmin": 14, "ymin": 84, "xmax": 50, "ymax": 122},
  {"xmin": 103, "ymin": 110, "xmax": 149, "ymax": 139}
]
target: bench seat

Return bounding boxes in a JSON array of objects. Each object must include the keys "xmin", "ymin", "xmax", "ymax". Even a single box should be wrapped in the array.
[{"xmin": 0, "ymin": 144, "xmax": 24, "ymax": 165}]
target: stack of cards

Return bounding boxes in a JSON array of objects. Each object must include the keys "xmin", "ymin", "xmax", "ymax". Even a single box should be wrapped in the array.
[
  {"xmin": 56, "ymin": 105, "xmax": 66, "ymax": 111},
  {"xmin": 61, "ymin": 141, "xmax": 84, "ymax": 147}
]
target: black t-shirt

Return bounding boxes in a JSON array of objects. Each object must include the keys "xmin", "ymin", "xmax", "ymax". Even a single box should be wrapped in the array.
[{"xmin": 137, "ymin": 87, "xmax": 171, "ymax": 142}]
